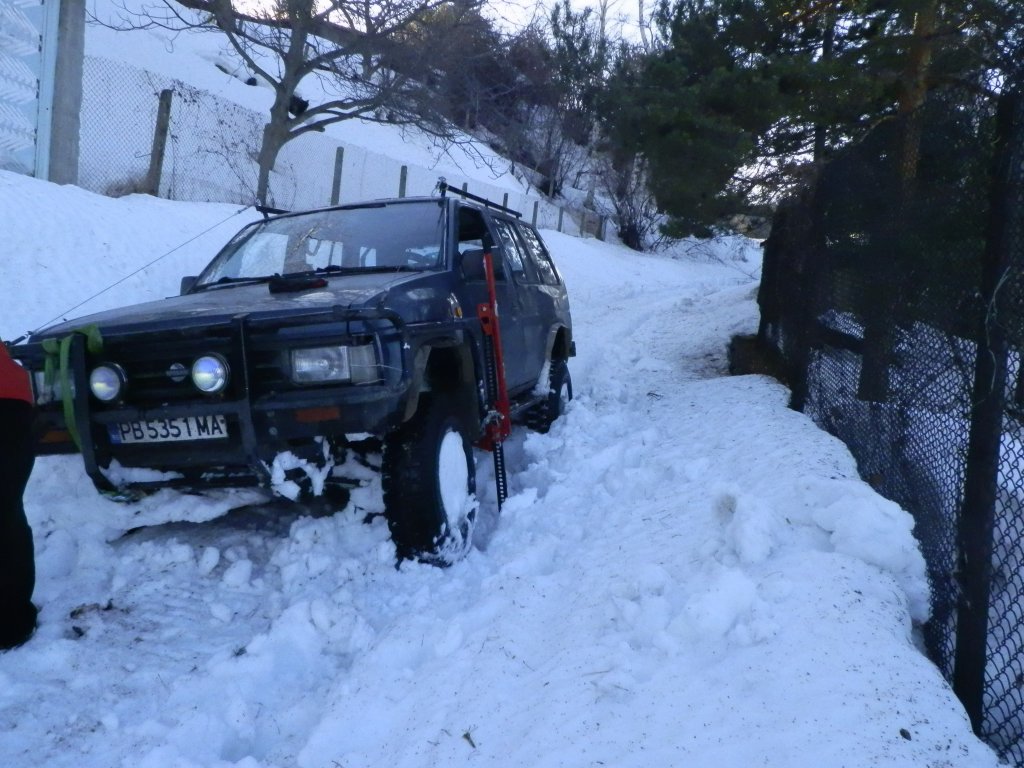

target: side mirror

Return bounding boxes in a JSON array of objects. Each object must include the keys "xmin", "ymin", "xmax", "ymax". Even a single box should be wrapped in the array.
[{"xmin": 180, "ymin": 276, "xmax": 198, "ymax": 295}]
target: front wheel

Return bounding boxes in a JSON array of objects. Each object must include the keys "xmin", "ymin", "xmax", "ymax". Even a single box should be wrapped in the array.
[{"xmin": 382, "ymin": 394, "xmax": 477, "ymax": 565}]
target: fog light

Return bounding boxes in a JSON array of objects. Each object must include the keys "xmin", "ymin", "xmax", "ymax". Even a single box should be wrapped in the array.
[
  {"xmin": 89, "ymin": 364, "xmax": 125, "ymax": 402},
  {"xmin": 192, "ymin": 354, "xmax": 229, "ymax": 393}
]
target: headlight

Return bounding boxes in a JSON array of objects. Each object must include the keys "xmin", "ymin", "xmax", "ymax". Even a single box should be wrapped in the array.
[
  {"xmin": 291, "ymin": 346, "xmax": 350, "ymax": 383},
  {"xmin": 192, "ymin": 354, "xmax": 229, "ymax": 393},
  {"xmin": 291, "ymin": 345, "xmax": 378, "ymax": 384},
  {"xmin": 89, "ymin": 364, "xmax": 125, "ymax": 402}
]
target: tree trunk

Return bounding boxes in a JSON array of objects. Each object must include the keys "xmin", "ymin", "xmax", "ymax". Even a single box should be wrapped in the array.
[
  {"xmin": 256, "ymin": 116, "xmax": 289, "ymax": 206},
  {"xmin": 256, "ymin": 20, "xmax": 308, "ymax": 207},
  {"xmin": 896, "ymin": 0, "xmax": 938, "ymax": 199},
  {"xmin": 812, "ymin": 2, "xmax": 838, "ymax": 165},
  {"xmin": 857, "ymin": 1, "xmax": 939, "ymax": 402}
]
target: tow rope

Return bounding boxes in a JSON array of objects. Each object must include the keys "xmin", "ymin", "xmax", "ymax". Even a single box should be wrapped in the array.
[{"xmin": 41, "ymin": 325, "xmax": 103, "ymax": 451}]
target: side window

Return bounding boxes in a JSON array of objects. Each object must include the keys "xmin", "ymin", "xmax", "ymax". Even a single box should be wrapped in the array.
[
  {"xmin": 456, "ymin": 206, "xmax": 493, "ymax": 281},
  {"xmin": 457, "ymin": 206, "xmax": 486, "ymax": 254},
  {"xmin": 516, "ymin": 224, "xmax": 560, "ymax": 286},
  {"xmin": 494, "ymin": 218, "xmax": 538, "ymax": 283}
]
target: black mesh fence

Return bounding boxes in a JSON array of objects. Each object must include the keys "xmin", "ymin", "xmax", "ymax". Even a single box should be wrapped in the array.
[{"xmin": 758, "ymin": 80, "xmax": 1024, "ymax": 764}]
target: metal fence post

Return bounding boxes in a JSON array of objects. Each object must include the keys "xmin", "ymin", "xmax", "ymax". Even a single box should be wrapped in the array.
[
  {"xmin": 532, "ymin": 201, "xmax": 539, "ymax": 226},
  {"xmin": 502, "ymin": 193, "xmax": 508, "ymax": 208},
  {"xmin": 398, "ymin": 165, "xmax": 408, "ymax": 197},
  {"xmin": 145, "ymin": 88, "xmax": 173, "ymax": 196},
  {"xmin": 558, "ymin": 208, "xmax": 564, "ymax": 232},
  {"xmin": 330, "ymin": 147, "xmax": 344, "ymax": 204}
]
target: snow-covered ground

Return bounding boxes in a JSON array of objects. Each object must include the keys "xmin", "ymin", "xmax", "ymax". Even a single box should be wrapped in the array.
[{"xmin": 0, "ymin": 170, "xmax": 998, "ymax": 767}]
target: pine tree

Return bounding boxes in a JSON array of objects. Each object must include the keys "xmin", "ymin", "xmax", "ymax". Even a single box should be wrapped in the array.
[{"xmin": 600, "ymin": 0, "xmax": 1024, "ymax": 237}]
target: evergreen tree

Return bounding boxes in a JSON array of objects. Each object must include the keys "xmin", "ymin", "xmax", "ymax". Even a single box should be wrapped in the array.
[
  {"xmin": 602, "ymin": 0, "xmax": 785, "ymax": 236},
  {"xmin": 600, "ymin": 0, "xmax": 1024, "ymax": 237}
]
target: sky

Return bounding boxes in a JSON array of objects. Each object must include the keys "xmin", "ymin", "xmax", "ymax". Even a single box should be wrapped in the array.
[{"xmin": 0, "ymin": 3, "xmax": 1006, "ymax": 766}]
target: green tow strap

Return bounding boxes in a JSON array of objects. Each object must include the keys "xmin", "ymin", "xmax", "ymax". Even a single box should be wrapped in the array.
[{"xmin": 41, "ymin": 325, "xmax": 103, "ymax": 451}]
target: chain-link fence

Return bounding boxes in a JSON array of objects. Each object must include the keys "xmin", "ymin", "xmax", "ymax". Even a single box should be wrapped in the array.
[
  {"xmin": 78, "ymin": 56, "xmax": 612, "ymax": 237},
  {"xmin": 758, "ymin": 80, "xmax": 1024, "ymax": 763},
  {"xmin": 80, "ymin": 56, "xmax": 166, "ymax": 196}
]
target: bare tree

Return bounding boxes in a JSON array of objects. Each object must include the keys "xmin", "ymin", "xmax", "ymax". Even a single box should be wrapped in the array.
[
  {"xmin": 594, "ymin": 152, "xmax": 663, "ymax": 251},
  {"xmin": 105, "ymin": 0, "xmax": 485, "ymax": 204}
]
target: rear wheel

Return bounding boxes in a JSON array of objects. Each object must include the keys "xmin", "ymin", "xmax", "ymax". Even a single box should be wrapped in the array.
[
  {"xmin": 525, "ymin": 360, "xmax": 573, "ymax": 434},
  {"xmin": 382, "ymin": 393, "xmax": 477, "ymax": 565}
]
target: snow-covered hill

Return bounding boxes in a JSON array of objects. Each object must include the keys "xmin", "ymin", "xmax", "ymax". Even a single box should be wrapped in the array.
[
  {"xmin": 79, "ymin": 0, "xmax": 561, "ymax": 218},
  {"xmin": 83, "ymin": 0, "xmax": 524, "ymax": 186},
  {"xmin": 0, "ymin": 169, "xmax": 998, "ymax": 767}
]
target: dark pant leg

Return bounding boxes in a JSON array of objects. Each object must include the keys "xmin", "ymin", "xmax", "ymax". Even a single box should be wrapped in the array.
[{"xmin": 0, "ymin": 399, "xmax": 37, "ymax": 649}]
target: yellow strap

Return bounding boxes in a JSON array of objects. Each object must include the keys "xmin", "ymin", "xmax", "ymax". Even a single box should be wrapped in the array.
[{"xmin": 41, "ymin": 326, "xmax": 103, "ymax": 451}]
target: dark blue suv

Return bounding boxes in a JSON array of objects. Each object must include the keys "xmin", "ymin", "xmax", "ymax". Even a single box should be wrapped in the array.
[{"xmin": 14, "ymin": 192, "xmax": 574, "ymax": 564}]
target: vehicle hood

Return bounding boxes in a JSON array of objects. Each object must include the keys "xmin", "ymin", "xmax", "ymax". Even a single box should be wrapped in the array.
[{"xmin": 32, "ymin": 271, "xmax": 436, "ymax": 340}]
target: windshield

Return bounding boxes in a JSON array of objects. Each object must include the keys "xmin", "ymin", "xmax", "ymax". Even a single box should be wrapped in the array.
[{"xmin": 196, "ymin": 201, "xmax": 447, "ymax": 287}]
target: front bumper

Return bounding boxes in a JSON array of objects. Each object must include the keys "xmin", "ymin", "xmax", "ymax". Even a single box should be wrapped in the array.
[{"xmin": 18, "ymin": 308, "xmax": 414, "ymax": 491}]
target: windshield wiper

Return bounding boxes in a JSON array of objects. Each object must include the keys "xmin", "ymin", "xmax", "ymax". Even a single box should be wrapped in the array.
[
  {"xmin": 325, "ymin": 265, "xmax": 423, "ymax": 274},
  {"xmin": 272, "ymin": 265, "xmax": 426, "ymax": 278},
  {"xmin": 195, "ymin": 275, "xmax": 273, "ymax": 291}
]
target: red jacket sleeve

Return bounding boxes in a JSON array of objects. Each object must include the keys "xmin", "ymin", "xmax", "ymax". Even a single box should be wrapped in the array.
[{"xmin": 0, "ymin": 344, "xmax": 33, "ymax": 404}]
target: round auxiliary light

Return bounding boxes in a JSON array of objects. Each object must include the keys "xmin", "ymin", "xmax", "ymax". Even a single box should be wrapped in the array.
[
  {"xmin": 191, "ymin": 354, "xmax": 229, "ymax": 393},
  {"xmin": 89, "ymin": 364, "xmax": 125, "ymax": 402}
]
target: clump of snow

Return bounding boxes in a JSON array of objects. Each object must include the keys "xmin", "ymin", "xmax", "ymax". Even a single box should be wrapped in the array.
[
  {"xmin": 99, "ymin": 459, "xmax": 183, "ymax": 486},
  {"xmin": 266, "ymin": 439, "xmax": 334, "ymax": 501}
]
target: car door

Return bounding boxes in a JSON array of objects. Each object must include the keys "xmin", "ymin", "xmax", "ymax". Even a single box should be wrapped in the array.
[
  {"xmin": 490, "ymin": 217, "xmax": 546, "ymax": 389},
  {"xmin": 515, "ymin": 220, "xmax": 571, "ymax": 342},
  {"xmin": 452, "ymin": 205, "xmax": 530, "ymax": 389}
]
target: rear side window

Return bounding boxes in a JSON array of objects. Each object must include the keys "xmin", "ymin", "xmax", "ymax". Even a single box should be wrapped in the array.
[
  {"xmin": 516, "ymin": 224, "xmax": 560, "ymax": 286},
  {"xmin": 493, "ymin": 219, "xmax": 538, "ymax": 283}
]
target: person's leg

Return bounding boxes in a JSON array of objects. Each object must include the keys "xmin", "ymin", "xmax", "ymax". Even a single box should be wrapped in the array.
[{"xmin": 0, "ymin": 399, "xmax": 37, "ymax": 650}]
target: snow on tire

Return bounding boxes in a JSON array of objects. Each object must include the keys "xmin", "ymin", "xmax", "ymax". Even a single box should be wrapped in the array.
[
  {"xmin": 525, "ymin": 359, "xmax": 573, "ymax": 434},
  {"xmin": 382, "ymin": 393, "xmax": 477, "ymax": 565}
]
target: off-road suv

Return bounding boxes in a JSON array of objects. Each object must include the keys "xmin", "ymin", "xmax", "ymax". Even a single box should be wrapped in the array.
[{"xmin": 13, "ymin": 190, "xmax": 574, "ymax": 564}]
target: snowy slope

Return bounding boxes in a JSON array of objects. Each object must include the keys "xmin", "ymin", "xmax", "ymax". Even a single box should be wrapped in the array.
[
  {"xmin": 83, "ymin": 0, "xmax": 530, "ymax": 193},
  {"xmin": 0, "ymin": 171, "xmax": 998, "ymax": 767}
]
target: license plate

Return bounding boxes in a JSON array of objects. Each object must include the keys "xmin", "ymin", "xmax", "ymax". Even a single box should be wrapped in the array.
[{"xmin": 108, "ymin": 415, "xmax": 228, "ymax": 444}]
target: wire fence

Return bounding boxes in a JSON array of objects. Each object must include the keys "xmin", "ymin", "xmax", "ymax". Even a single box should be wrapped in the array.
[
  {"xmin": 757, "ymin": 78, "xmax": 1024, "ymax": 764},
  {"xmin": 77, "ymin": 55, "xmax": 611, "ymax": 237}
]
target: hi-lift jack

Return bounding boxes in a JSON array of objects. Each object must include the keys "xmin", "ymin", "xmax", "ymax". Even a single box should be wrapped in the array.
[
  {"xmin": 436, "ymin": 178, "xmax": 513, "ymax": 508},
  {"xmin": 476, "ymin": 241, "xmax": 512, "ymax": 508}
]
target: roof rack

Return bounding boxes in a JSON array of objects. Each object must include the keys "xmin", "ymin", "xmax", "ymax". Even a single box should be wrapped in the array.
[{"xmin": 437, "ymin": 178, "xmax": 522, "ymax": 219}]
